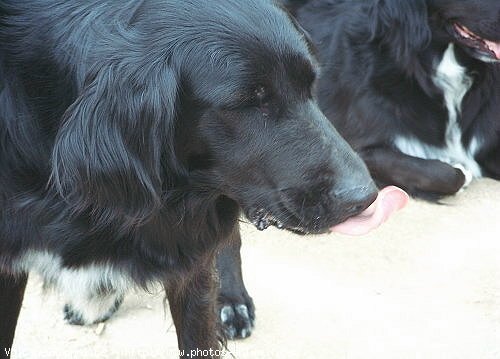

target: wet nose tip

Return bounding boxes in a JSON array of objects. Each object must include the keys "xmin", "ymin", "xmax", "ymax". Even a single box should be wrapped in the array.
[{"xmin": 332, "ymin": 184, "xmax": 378, "ymax": 217}]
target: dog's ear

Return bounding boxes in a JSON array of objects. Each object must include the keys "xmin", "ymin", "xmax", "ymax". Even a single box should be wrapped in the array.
[
  {"xmin": 51, "ymin": 62, "xmax": 178, "ymax": 229},
  {"xmin": 280, "ymin": 0, "xmax": 308, "ymax": 17},
  {"xmin": 286, "ymin": 10, "xmax": 318, "ymax": 58},
  {"xmin": 369, "ymin": 0, "xmax": 431, "ymax": 67}
]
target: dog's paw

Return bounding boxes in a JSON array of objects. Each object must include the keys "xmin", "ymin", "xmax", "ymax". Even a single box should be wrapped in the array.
[
  {"xmin": 63, "ymin": 296, "xmax": 123, "ymax": 326},
  {"xmin": 452, "ymin": 163, "xmax": 473, "ymax": 190},
  {"xmin": 218, "ymin": 298, "xmax": 255, "ymax": 340}
]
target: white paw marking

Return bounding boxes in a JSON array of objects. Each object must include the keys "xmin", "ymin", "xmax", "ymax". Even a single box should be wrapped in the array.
[
  {"xmin": 453, "ymin": 163, "xmax": 473, "ymax": 188},
  {"xmin": 220, "ymin": 305, "xmax": 234, "ymax": 323},
  {"xmin": 235, "ymin": 304, "xmax": 249, "ymax": 318}
]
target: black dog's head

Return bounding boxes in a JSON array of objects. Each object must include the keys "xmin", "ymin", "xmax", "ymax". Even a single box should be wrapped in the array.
[
  {"xmin": 370, "ymin": 0, "xmax": 500, "ymax": 64},
  {"xmin": 51, "ymin": 0, "xmax": 377, "ymax": 234}
]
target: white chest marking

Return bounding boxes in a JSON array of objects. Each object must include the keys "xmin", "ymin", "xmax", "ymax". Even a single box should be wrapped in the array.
[{"xmin": 394, "ymin": 43, "xmax": 484, "ymax": 179}]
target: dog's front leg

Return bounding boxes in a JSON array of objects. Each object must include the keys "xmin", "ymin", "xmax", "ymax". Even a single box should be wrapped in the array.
[
  {"xmin": 361, "ymin": 147, "xmax": 467, "ymax": 198},
  {"xmin": 216, "ymin": 226, "xmax": 255, "ymax": 339},
  {"xmin": 166, "ymin": 264, "xmax": 222, "ymax": 359},
  {"xmin": 0, "ymin": 272, "xmax": 28, "ymax": 357}
]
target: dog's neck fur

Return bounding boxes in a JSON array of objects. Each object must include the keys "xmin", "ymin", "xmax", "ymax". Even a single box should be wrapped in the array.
[
  {"xmin": 433, "ymin": 44, "xmax": 473, "ymax": 140},
  {"xmin": 394, "ymin": 43, "xmax": 483, "ymax": 183}
]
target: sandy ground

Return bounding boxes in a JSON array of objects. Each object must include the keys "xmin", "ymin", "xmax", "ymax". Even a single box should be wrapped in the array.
[{"xmin": 9, "ymin": 178, "xmax": 500, "ymax": 359}]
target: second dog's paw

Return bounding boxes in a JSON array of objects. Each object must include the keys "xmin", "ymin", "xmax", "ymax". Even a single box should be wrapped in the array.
[
  {"xmin": 452, "ymin": 163, "xmax": 473, "ymax": 189},
  {"xmin": 219, "ymin": 300, "xmax": 255, "ymax": 339}
]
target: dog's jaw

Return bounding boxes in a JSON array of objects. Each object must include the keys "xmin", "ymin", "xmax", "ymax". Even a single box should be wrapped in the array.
[
  {"xmin": 453, "ymin": 23, "xmax": 500, "ymax": 62},
  {"xmin": 247, "ymin": 186, "xmax": 408, "ymax": 236}
]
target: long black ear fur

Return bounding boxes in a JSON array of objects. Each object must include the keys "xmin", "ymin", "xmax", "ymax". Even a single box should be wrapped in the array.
[
  {"xmin": 370, "ymin": 0, "xmax": 431, "ymax": 68},
  {"xmin": 51, "ymin": 61, "xmax": 178, "ymax": 230}
]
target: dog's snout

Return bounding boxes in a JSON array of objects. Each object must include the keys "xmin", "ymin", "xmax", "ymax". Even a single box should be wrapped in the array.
[
  {"xmin": 279, "ymin": 178, "xmax": 378, "ymax": 232},
  {"xmin": 331, "ymin": 185, "xmax": 378, "ymax": 218}
]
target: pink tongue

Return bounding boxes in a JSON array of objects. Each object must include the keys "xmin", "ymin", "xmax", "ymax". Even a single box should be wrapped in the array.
[
  {"xmin": 330, "ymin": 186, "xmax": 409, "ymax": 236},
  {"xmin": 485, "ymin": 40, "xmax": 500, "ymax": 60}
]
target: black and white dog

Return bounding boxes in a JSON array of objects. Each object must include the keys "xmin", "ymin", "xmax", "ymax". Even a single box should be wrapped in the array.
[
  {"xmin": 0, "ymin": 0, "xmax": 382, "ymax": 356},
  {"xmin": 290, "ymin": 0, "xmax": 500, "ymax": 198}
]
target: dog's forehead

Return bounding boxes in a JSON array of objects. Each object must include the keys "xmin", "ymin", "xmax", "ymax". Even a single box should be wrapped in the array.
[
  {"xmin": 173, "ymin": 1, "xmax": 315, "ymax": 105},
  {"xmin": 186, "ymin": 46, "xmax": 315, "ymax": 107},
  {"xmin": 164, "ymin": 0, "xmax": 311, "ymax": 57}
]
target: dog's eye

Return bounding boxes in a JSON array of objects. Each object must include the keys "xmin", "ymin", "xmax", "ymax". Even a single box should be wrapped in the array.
[
  {"xmin": 254, "ymin": 86, "xmax": 271, "ymax": 115},
  {"xmin": 255, "ymin": 86, "xmax": 267, "ymax": 101}
]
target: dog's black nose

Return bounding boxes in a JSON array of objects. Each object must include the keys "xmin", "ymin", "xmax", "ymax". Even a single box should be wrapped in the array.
[{"xmin": 331, "ymin": 184, "xmax": 378, "ymax": 218}]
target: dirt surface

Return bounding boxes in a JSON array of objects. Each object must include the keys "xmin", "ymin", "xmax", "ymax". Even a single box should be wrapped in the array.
[{"xmin": 10, "ymin": 179, "xmax": 500, "ymax": 359}]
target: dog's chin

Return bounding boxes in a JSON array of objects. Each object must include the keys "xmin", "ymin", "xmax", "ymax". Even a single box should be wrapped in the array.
[
  {"xmin": 461, "ymin": 47, "xmax": 500, "ymax": 64},
  {"xmin": 245, "ymin": 207, "xmax": 339, "ymax": 236},
  {"xmin": 243, "ymin": 186, "xmax": 409, "ymax": 236},
  {"xmin": 452, "ymin": 23, "xmax": 500, "ymax": 63}
]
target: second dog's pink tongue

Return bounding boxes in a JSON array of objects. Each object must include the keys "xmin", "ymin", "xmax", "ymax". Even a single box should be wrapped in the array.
[
  {"xmin": 331, "ymin": 186, "xmax": 409, "ymax": 236},
  {"xmin": 485, "ymin": 40, "xmax": 500, "ymax": 60}
]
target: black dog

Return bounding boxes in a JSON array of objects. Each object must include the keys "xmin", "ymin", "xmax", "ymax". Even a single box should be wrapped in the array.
[
  {"xmin": 0, "ymin": 0, "xmax": 378, "ymax": 356},
  {"xmin": 290, "ymin": 0, "xmax": 500, "ymax": 198}
]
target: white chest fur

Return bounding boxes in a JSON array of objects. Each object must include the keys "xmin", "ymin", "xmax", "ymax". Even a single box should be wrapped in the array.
[
  {"xmin": 394, "ymin": 43, "xmax": 483, "ymax": 180},
  {"xmin": 15, "ymin": 250, "xmax": 132, "ymax": 325}
]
